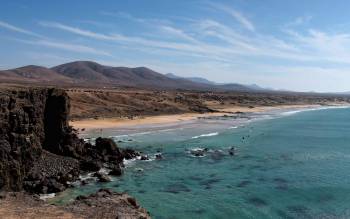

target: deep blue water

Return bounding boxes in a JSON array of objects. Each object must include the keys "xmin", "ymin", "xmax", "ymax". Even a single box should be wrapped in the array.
[{"xmin": 55, "ymin": 107, "xmax": 350, "ymax": 218}]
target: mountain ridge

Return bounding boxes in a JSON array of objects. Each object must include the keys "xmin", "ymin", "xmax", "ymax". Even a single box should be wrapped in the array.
[{"xmin": 0, "ymin": 61, "xmax": 257, "ymax": 91}]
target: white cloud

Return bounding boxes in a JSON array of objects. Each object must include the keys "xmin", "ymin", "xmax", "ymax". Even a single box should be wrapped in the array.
[
  {"xmin": 100, "ymin": 11, "xmax": 171, "ymax": 25},
  {"xmin": 0, "ymin": 20, "xmax": 43, "ymax": 38},
  {"xmin": 16, "ymin": 38, "xmax": 111, "ymax": 56},
  {"xmin": 39, "ymin": 21, "xmax": 115, "ymax": 40},
  {"xmin": 286, "ymin": 15, "xmax": 312, "ymax": 27},
  {"xmin": 209, "ymin": 3, "xmax": 255, "ymax": 31},
  {"xmin": 159, "ymin": 25, "xmax": 198, "ymax": 42}
]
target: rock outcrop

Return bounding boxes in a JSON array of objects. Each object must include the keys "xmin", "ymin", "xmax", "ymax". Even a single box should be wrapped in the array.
[
  {"xmin": 0, "ymin": 87, "xmax": 149, "ymax": 218},
  {"xmin": 0, "ymin": 88, "xmax": 138, "ymax": 192},
  {"xmin": 0, "ymin": 189, "xmax": 150, "ymax": 219},
  {"xmin": 66, "ymin": 189, "xmax": 150, "ymax": 219},
  {"xmin": 0, "ymin": 88, "xmax": 75, "ymax": 191}
]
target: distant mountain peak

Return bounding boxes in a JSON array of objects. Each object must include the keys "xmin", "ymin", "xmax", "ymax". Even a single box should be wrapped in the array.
[{"xmin": 166, "ymin": 73, "xmax": 217, "ymax": 85}]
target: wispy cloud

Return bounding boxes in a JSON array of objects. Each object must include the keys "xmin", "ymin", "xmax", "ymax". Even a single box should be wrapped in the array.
[
  {"xmin": 209, "ymin": 3, "xmax": 255, "ymax": 32},
  {"xmin": 38, "ymin": 18, "xmax": 350, "ymax": 65},
  {"xmin": 0, "ymin": 20, "xmax": 110, "ymax": 56},
  {"xmin": 286, "ymin": 15, "xmax": 312, "ymax": 27},
  {"xmin": 8, "ymin": 5, "xmax": 350, "ymax": 91},
  {"xmin": 159, "ymin": 25, "xmax": 198, "ymax": 42},
  {"xmin": 100, "ymin": 11, "xmax": 171, "ymax": 25},
  {"xmin": 78, "ymin": 20, "xmax": 115, "ymax": 29},
  {"xmin": 39, "ymin": 21, "xmax": 115, "ymax": 40},
  {"xmin": 16, "ymin": 38, "xmax": 111, "ymax": 56},
  {"xmin": 38, "ymin": 21, "xmax": 211, "ymax": 56},
  {"xmin": 0, "ymin": 20, "xmax": 43, "ymax": 38}
]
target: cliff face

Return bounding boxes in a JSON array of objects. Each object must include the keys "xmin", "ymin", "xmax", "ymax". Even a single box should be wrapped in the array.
[
  {"xmin": 0, "ymin": 88, "xmax": 150, "ymax": 218},
  {"xmin": 0, "ymin": 88, "xmax": 82, "ymax": 191}
]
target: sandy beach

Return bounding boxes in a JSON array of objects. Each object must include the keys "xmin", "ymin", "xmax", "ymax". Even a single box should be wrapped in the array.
[{"xmin": 70, "ymin": 104, "xmax": 323, "ymax": 130}]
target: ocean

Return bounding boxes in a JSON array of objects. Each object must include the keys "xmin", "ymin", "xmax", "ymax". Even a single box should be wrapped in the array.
[{"xmin": 54, "ymin": 106, "xmax": 350, "ymax": 218}]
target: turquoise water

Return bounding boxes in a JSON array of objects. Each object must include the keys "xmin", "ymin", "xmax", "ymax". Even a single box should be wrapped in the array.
[{"xmin": 57, "ymin": 107, "xmax": 350, "ymax": 218}]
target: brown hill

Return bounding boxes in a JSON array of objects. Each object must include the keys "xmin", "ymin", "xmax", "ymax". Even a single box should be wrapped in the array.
[
  {"xmin": 51, "ymin": 61, "xmax": 111, "ymax": 83},
  {"xmin": 0, "ymin": 61, "xmax": 253, "ymax": 91},
  {"xmin": 52, "ymin": 61, "xmax": 209, "ymax": 89},
  {"xmin": 0, "ymin": 65, "xmax": 72, "ymax": 84}
]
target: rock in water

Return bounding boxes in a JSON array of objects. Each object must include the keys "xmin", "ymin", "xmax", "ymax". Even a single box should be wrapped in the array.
[
  {"xmin": 95, "ymin": 137, "xmax": 119, "ymax": 155},
  {"xmin": 108, "ymin": 164, "xmax": 123, "ymax": 176},
  {"xmin": 93, "ymin": 172, "xmax": 111, "ymax": 182},
  {"xmin": 80, "ymin": 160, "xmax": 102, "ymax": 172},
  {"xmin": 140, "ymin": 155, "xmax": 149, "ymax": 160},
  {"xmin": 155, "ymin": 153, "xmax": 163, "ymax": 160},
  {"xmin": 190, "ymin": 148, "xmax": 206, "ymax": 157},
  {"xmin": 229, "ymin": 146, "xmax": 236, "ymax": 156},
  {"xmin": 122, "ymin": 148, "xmax": 140, "ymax": 159}
]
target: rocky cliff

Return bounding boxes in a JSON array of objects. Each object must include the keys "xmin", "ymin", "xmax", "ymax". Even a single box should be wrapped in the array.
[
  {"xmin": 0, "ymin": 88, "xmax": 81, "ymax": 191},
  {"xmin": 0, "ymin": 88, "xmax": 137, "ymax": 192},
  {"xmin": 0, "ymin": 87, "xmax": 150, "ymax": 218}
]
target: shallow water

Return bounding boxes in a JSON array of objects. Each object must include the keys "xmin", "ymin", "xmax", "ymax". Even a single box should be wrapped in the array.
[{"xmin": 56, "ymin": 107, "xmax": 350, "ymax": 218}]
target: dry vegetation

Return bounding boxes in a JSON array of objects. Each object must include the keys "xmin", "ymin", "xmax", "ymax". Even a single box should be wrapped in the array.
[{"xmin": 67, "ymin": 88, "xmax": 350, "ymax": 120}]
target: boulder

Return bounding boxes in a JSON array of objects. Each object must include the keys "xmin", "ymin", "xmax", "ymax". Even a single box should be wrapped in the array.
[
  {"xmin": 95, "ymin": 137, "xmax": 119, "ymax": 155},
  {"xmin": 190, "ymin": 149, "xmax": 205, "ymax": 157},
  {"xmin": 228, "ymin": 146, "xmax": 236, "ymax": 156},
  {"xmin": 47, "ymin": 178, "xmax": 66, "ymax": 193},
  {"xmin": 80, "ymin": 160, "xmax": 102, "ymax": 172},
  {"xmin": 155, "ymin": 153, "xmax": 163, "ymax": 160},
  {"xmin": 108, "ymin": 164, "xmax": 123, "ymax": 176},
  {"xmin": 140, "ymin": 155, "xmax": 149, "ymax": 160},
  {"xmin": 122, "ymin": 148, "xmax": 140, "ymax": 160},
  {"xmin": 93, "ymin": 172, "xmax": 111, "ymax": 182}
]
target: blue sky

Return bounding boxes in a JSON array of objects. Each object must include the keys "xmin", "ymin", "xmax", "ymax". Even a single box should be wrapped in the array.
[{"xmin": 1, "ymin": 0, "xmax": 350, "ymax": 92}]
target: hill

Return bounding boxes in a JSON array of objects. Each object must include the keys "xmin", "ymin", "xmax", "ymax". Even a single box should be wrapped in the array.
[
  {"xmin": 0, "ymin": 61, "xmax": 255, "ymax": 91},
  {"xmin": 52, "ymin": 61, "xmax": 208, "ymax": 89},
  {"xmin": 0, "ymin": 65, "xmax": 72, "ymax": 84}
]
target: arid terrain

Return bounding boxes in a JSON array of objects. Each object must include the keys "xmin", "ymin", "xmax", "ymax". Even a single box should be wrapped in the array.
[
  {"xmin": 0, "ymin": 190, "xmax": 149, "ymax": 219},
  {"xmin": 67, "ymin": 88, "xmax": 350, "ymax": 121},
  {"xmin": 2, "ymin": 60, "xmax": 350, "ymax": 122}
]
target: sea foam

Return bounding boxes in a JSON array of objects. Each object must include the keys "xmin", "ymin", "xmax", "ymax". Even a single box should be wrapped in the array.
[{"xmin": 191, "ymin": 132, "xmax": 219, "ymax": 139}]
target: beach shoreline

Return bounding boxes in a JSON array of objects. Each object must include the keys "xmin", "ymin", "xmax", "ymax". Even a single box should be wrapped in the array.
[{"xmin": 70, "ymin": 103, "xmax": 345, "ymax": 131}]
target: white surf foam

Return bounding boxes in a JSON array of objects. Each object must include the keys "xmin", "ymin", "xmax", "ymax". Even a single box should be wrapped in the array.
[
  {"xmin": 191, "ymin": 132, "xmax": 219, "ymax": 139},
  {"xmin": 39, "ymin": 193, "xmax": 55, "ymax": 200},
  {"xmin": 280, "ymin": 105, "xmax": 350, "ymax": 117}
]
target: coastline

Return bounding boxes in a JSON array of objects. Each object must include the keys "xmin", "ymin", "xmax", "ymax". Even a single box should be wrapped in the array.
[
  {"xmin": 65, "ymin": 102, "xmax": 350, "ymax": 218},
  {"xmin": 70, "ymin": 104, "xmax": 336, "ymax": 131}
]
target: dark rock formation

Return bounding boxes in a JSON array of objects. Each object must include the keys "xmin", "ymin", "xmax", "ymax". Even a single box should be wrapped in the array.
[
  {"xmin": 80, "ymin": 159, "xmax": 102, "ymax": 172},
  {"xmin": 122, "ymin": 148, "xmax": 140, "ymax": 160},
  {"xmin": 0, "ymin": 189, "xmax": 150, "ymax": 219},
  {"xmin": 0, "ymin": 88, "xmax": 65, "ymax": 191},
  {"xmin": 23, "ymin": 151, "xmax": 80, "ymax": 193},
  {"xmin": 140, "ymin": 155, "xmax": 149, "ymax": 160},
  {"xmin": 0, "ymin": 88, "xmax": 139, "ymax": 193},
  {"xmin": 66, "ymin": 189, "xmax": 150, "ymax": 218},
  {"xmin": 108, "ymin": 164, "xmax": 123, "ymax": 176},
  {"xmin": 93, "ymin": 172, "xmax": 111, "ymax": 182},
  {"xmin": 155, "ymin": 153, "xmax": 163, "ymax": 160},
  {"xmin": 43, "ymin": 89, "xmax": 82, "ymax": 157}
]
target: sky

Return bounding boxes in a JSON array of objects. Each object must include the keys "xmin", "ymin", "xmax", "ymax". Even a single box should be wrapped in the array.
[{"xmin": 1, "ymin": 0, "xmax": 350, "ymax": 92}]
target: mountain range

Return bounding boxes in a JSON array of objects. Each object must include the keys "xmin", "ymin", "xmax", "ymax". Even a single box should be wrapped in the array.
[
  {"xmin": 0, "ymin": 61, "xmax": 264, "ymax": 91},
  {"xmin": 166, "ymin": 73, "xmax": 266, "ymax": 91}
]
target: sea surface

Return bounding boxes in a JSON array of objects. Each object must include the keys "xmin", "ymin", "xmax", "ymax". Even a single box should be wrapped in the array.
[{"xmin": 54, "ymin": 106, "xmax": 350, "ymax": 219}]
